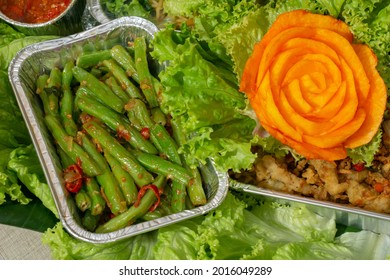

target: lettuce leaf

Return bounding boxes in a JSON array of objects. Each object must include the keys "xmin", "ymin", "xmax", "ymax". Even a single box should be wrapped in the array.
[
  {"xmin": 0, "ymin": 24, "xmax": 57, "ymax": 210},
  {"xmin": 163, "ymin": 0, "xmax": 270, "ymax": 80},
  {"xmin": 152, "ymin": 25, "xmax": 257, "ymax": 172},
  {"xmin": 101, "ymin": 0, "xmax": 153, "ymax": 19},
  {"xmin": 263, "ymin": 0, "xmax": 322, "ymax": 23},
  {"xmin": 42, "ymin": 222, "xmax": 158, "ymax": 260},
  {"xmin": 340, "ymin": 0, "xmax": 390, "ymax": 89},
  {"xmin": 7, "ymin": 145, "xmax": 58, "ymax": 217},
  {"xmin": 152, "ymin": 218, "xmax": 204, "ymax": 260},
  {"xmin": 163, "ymin": 0, "xmax": 204, "ymax": 16},
  {"xmin": 0, "ymin": 36, "xmax": 56, "ymax": 71},
  {"xmin": 347, "ymin": 129, "xmax": 382, "ymax": 167},
  {"xmin": 0, "ymin": 71, "xmax": 30, "ymax": 143},
  {"xmin": 336, "ymin": 230, "xmax": 390, "ymax": 260},
  {"xmin": 0, "ymin": 69, "xmax": 32, "ymax": 205},
  {"xmin": 42, "ymin": 191, "xmax": 390, "ymax": 260},
  {"xmin": 271, "ymin": 241, "xmax": 353, "ymax": 260},
  {"xmin": 218, "ymin": 7, "xmax": 270, "ymax": 80}
]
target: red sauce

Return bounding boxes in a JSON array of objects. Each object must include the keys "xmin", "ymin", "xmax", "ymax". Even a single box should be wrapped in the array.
[{"xmin": 0, "ymin": 0, "xmax": 71, "ymax": 24}]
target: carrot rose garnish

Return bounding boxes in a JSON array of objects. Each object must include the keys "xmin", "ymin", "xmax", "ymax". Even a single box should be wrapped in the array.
[{"xmin": 240, "ymin": 10, "xmax": 387, "ymax": 161}]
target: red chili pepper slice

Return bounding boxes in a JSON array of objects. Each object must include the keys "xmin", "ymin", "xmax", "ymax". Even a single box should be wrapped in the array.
[
  {"xmin": 140, "ymin": 127, "xmax": 150, "ymax": 140},
  {"xmin": 352, "ymin": 162, "xmax": 365, "ymax": 172},
  {"xmin": 374, "ymin": 183, "xmax": 385, "ymax": 193},
  {"xmin": 134, "ymin": 184, "xmax": 161, "ymax": 212},
  {"xmin": 63, "ymin": 161, "xmax": 84, "ymax": 193},
  {"xmin": 116, "ymin": 126, "xmax": 131, "ymax": 141}
]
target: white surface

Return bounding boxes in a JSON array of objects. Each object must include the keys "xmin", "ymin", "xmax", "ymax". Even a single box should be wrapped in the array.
[{"xmin": 0, "ymin": 224, "xmax": 52, "ymax": 260}]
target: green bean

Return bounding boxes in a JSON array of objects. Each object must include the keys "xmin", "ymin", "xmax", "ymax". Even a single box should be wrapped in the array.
[
  {"xmin": 95, "ymin": 174, "xmax": 166, "ymax": 233},
  {"xmin": 124, "ymin": 98, "xmax": 154, "ymax": 128},
  {"xmin": 75, "ymin": 93, "xmax": 158, "ymax": 154},
  {"xmin": 141, "ymin": 210, "xmax": 162, "ymax": 221},
  {"xmin": 36, "ymin": 74, "xmax": 52, "ymax": 116},
  {"xmin": 149, "ymin": 123, "xmax": 187, "ymax": 213},
  {"xmin": 127, "ymin": 100, "xmax": 182, "ymax": 163},
  {"xmin": 89, "ymin": 67, "xmax": 105, "ymax": 78},
  {"xmin": 76, "ymin": 49, "xmax": 112, "ymax": 69},
  {"xmin": 61, "ymin": 61, "xmax": 74, "ymax": 91},
  {"xmin": 135, "ymin": 152, "xmax": 193, "ymax": 186},
  {"xmin": 104, "ymin": 76, "xmax": 130, "ymax": 103},
  {"xmin": 149, "ymin": 123, "xmax": 188, "ymax": 212},
  {"xmin": 134, "ymin": 36, "xmax": 159, "ymax": 108},
  {"xmin": 170, "ymin": 118, "xmax": 186, "ymax": 146},
  {"xmin": 47, "ymin": 67, "xmax": 62, "ymax": 89},
  {"xmin": 82, "ymin": 209, "xmax": 100, "ymax": 232},
  {"xmin": 57, "ymin": 146, "xmax": 74, "ymax": 169},
  {"xmin": 126, "ymin": 105, "xmax": 144, "ymax": 131},
  {"xmin": 60, "ymin": 61, "xmax": 78, "ymax": 136},
  {"xmin": 76, "ymin": 131, "xmax": 127, "ymax": 216},
  {"xmin": 104, "ymin": 151, "xmax": 138, "ymax": 206},
  {"xmin": 110, "ymin": 44, "xmax": 140, "ymax": 83},
  {"xmin": 72, "ymin": 66, "xmax": 125, "ymax": 113},
  {"xmin": 150, "ymin": 123, "xmax": 181, "ymax": 164},
  {"xmin": 151, "ymin": 107, "xmax": 167, "ymax": 126},
  {"xmin": 75, "ymin": 187, "xmax": 91, "ymax": 212},
  {"xmin": 99, "ymin": 170, "xmax": 128, "ymax": 216},
  {"xmin": 152, "ymin": 76, "xmax": 164, "ymax": 105},
  {"xmin": 84, "ymin": 177, "xmax": 106, "ymax": 216},
  {"xmin": 36, "ymin": 74, "xmax": 49, "ymax": 95},
  {"xmin": 171, "ymin": 118, "xmax": 207, "ymax": 206},
  {"xmin": 170, "ymin": 180, "xmax": 187, "ymax": 213},
  {"xmin": 43, "ymin": 67, "xmax": 62, "ymax": 116},
  {"xmin": 44, "ymin": 114, "xmax": 102, "ymax": 177},
  {"xmin": 185, "ymin": 167, "xmax": 207, "ymax": 206},
  {"xmin": 126, "ymin": 98, "xmax": 190, "ymax": 211},
  {"xmin": 82, "ymin": 120, "xmax": 154, "ymax": 187},
  {"xmin": 102, "ymin": 59, "xmax": 143, "ymax": 100}
]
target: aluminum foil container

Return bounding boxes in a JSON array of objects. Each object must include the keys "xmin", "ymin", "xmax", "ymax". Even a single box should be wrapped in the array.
[
  {"xmin": 230, "ymin": 179, "xmax": 390, "ymax": 235},
  {"xmin": 8, "ymin": 17, "xmax": 229, "ymax": 243},
  {"xmin": 86, "ymin": 0, "xmax": 165, "ymax": 27},
  {"xmin": 87, "ymin": 0, "xmax": 115, "ymax": 24},
  {"xmin": 0, "ymin": 0, "xmax": 86, "ymax": 36}
]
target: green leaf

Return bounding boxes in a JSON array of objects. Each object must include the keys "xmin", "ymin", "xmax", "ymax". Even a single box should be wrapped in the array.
[{"xmin": 0, "ymin": 198, "xmax": 58, "ymax": 232}]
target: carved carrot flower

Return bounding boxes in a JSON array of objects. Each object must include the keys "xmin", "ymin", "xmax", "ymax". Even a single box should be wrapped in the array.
[{"xmin": 240, "ymin": 10, "xmax": 387, "ymax": 161}]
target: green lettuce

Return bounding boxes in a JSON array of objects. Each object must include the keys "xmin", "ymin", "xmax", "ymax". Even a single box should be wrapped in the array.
[
  {"xmin": 0, "ymin": 23, "xmax": 57, "ymax": 210},
  {"xmin": 0, "ymin": 150, "xmax": 30, "ymax": 205},
  {"xmin": 347, "ymin": 129, "xmax": 383, "ymax": 167},
  {"xmin": 162, "ymin": 0, "xmax": 204, "ymax": 16},
  {"xmin": 152, "ymin": 25, "xmax": 257, "ymax": 172},
  {"xmin": 7, "ymin": 145, "xmax": 58, "ymax": 217},
  {"xmin": 0, "ymin": 70, "xmax": 32, "ymax": 206},
  {"xmin": 42, "ymin": 191, "xmax": 390, "ymax": 260},
  {"xmin": 101, "ymin": 0, "xmax": 153, "ymax": 19},
  {"xmin": 163, "ymin": 0, "xmax": 270, "ymax": 80},
  {"xmin": 42, "ymin": 222, "xmax": 158, "ymax": 260},
  {"xmin": 340, "ymin": 0, "xmax": 390, "ymax": 89},
  {"xmin": 0, "ymin": 36, "xmax": 56, "ymax": 71},
  {"xmin": 336, "ymin": 230, "xmax": 390, "ymax": 260}
]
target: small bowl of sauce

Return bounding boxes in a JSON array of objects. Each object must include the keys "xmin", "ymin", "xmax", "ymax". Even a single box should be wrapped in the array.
[{"xmin": 0, "ymin": 0, "xmax": 86, "ymax": 36}]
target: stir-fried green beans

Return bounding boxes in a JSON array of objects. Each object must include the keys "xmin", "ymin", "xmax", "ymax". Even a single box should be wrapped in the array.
[
  {"xmin": 76, "ymin": 91, "xmax": 158, "ymax": 155},
  {"xmin": 134, "ymin": 36, "xmax": 159, "ymax": 108},
  {"xmin": 96, "ymin": 174, "xmax": 167, "ymax": 233},
  {"xmin": 102, "ymin": 59, "xmax": 143, "ymax": 100},
  {"xmin": 72, "ymin": 66, "xmax": 125, "ymax": 113},
  {"xmin": 44, "ymin": 114, "xmax": 102, "ymax": 177},
  {"xmin": 35, "ymin": 39, "xmax": 208, "ymax": 233},
  {"xmin": 60, "ymin": 61, "xmax": 78, "ymax": 136}
]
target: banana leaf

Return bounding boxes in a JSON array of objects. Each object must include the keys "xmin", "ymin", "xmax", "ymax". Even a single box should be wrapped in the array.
[{"xmin": 0, "ymin": 199, "xmax": 58, "ymax": 232}]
